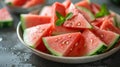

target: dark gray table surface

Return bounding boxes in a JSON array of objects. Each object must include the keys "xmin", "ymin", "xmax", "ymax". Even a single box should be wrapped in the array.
[{"xmin": 0, "ymin": 0, "xmax": 120, "ymax": 67}]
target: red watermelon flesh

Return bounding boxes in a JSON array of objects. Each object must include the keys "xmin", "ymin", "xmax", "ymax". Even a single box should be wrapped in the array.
[
  {"xmin": 0, "ymin": 8, "xmax": 12, "ymax": 21},
  {"xmin": 90, "ymin": 3, "xmax": 100, "ymax": 15},
  {"xmin": 66, "ymin": 3, "xmax": 80, "ymax": 16},
  {"xmin": 51, "ymin": 2, "xmax": 66, "ymax": 24},
  {"xmin": 91, "ymin": 15, "xmax": 116, "ymax": 27},
  {"xmin": 100, "ymin": 19, "xmax": 120, "ymax": 34},
  {"xmin": 23, "ymin": 0, "xmax": 45, "ymax": 8},
  {"xmin": 63, "ymin": 13, "xmax": 92, "ymax": 29},
  {"xmin": 5, "ymin": 0, "xmax": 28, "ymax": 7},
  {"xmin": 42, "ymin": 32, "xmax": 81, "ymax": 56},
  {"xmin": 92, "ymin": 27, "xmax": 120, "ymax": 50},
  {"xmin": 81, "ymin": 30, "xmax": 107, "ymax": 55},
  {"xmin": 75, "ymin": 0, "xmax": 91, "ymax": 11},
  {"xmin": 0, "ymin": 7, "xmax": 13, "ymax": 28},
  {"xmin": 23, "ymin": 24, "xmax": 53, "ymax": 52},
  {"xmin": 52, "ymin": 26, "xmax": 79, "ymax": 35},
  {"xmin": 76, "ymin": 6, "xmax": 95, "ymax": 22},
  {"xmin": 91, "ymin": 20, "xmax": 103, "ymax": 27},
  {"xmin": 21, "ymin": 14, "xmax": 51, "ymax": 29},
  {"xmin": 62, "ymin": 0, "xmax": 71, "ymax": 8},
  {"xmin": 40, "ymin": 6, "xmax": 52, "ymax": 17},
  {"xmin": 66, "ymin": 35, "xmax": 85, "ymax": 57}
]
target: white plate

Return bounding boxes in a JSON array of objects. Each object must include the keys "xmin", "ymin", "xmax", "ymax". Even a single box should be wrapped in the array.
[{"xmin": 16, "ymin": 12, "xmax": 120, "ymax": 64}]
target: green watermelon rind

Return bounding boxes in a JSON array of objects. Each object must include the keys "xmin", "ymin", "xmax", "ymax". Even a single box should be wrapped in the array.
[
  {"xmin": 87, "ymin": 43, "xmax": 107, "ymax": 56},
  {"xmin": 20, "ymin": 14, "xmax": 26, "ymax": 30},
  {"xmin": 42, "ymin": 38, "xmax": 63, "ymax": 56},
  {"xmin": 76, "ymin": 6, "xmax": 95, "ymax": 21},
  {"xmin": 0, "ymin": 20, "xmax": 13, "ymax": 28},
  {"xmin": 115, "ymin": 16, "xmax": 120, "ymax": 28},
  {"xmin": 23, "ymin": 29, "xmax": 35, "ymax": 48},
  {"xmin": 106, "ymin": 34, "xmax": 120, "ymax": 50},
  {"xmin": 112, "ymin": 16, "xmax": 118, "ymax": 27}
]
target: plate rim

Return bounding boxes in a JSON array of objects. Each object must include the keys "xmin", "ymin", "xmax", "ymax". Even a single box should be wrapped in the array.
[{"xmin": 16, "ymin": 12, "xmax": 120, "ymax": 63}]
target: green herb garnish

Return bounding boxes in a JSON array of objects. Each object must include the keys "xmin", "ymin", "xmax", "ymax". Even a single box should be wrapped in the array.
[
  {"xmin": 55, "ymin": 11, "xmax": 73, "ymax": 26},
  {"xmin": 95, "ymin": 4, "xmax": 110, "ymax": 18}
]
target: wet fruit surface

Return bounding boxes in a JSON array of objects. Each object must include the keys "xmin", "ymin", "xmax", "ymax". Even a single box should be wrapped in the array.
[{"xmin": 1, "ymin": 0, "xmax": 120, "ymax": 67}]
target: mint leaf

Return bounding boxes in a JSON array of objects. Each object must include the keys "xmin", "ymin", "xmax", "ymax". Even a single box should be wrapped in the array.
[
  {"xmin": 95, "ymin": 4, "xmax": 110, "ymax": 18},
  {"xmin": 66, "ymin": 12, "xmax": 73, "ymax": 20},
  {"xmin": 55, "ymin": 11, "xmax": 73, "ymax": 26},
  {"xmin": 56, "ymin": 18, "xmax": 65, "ymax": 26},
  {"xmin": 56, "ymin": 11, "xmax": 64, "ymax": 19}
]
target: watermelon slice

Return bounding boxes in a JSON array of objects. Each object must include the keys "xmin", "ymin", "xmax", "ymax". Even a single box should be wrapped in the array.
[
  {"xmin": 51, "ymin": 2, "xmax": 66, "ymax": 24},
  {"xmin": 100, "ymin": 19, "xmax": 120, "ymax": 34},
  {"xmin": 62, "ymin": 0, "xmax": 71, "ymax": 8},
  {"xmin": 92, "ymin": 27, "xmax": 120, "ymax": 50},
  {"xmin": 90, "ymin": 3, "xmax": 100, "ymax": 15},
  {"xmin": 23, "ymin": 0, "xmax": 45, "ymax": 8},
  {"xmin": 76, "ymin": 6, "xmax": 95, "ymax": 22},
  {"xmin": 75, "ymin": 0, "xmax": 91, "ymax": 11},
  {"xmin": 21, "ymin": 14, "xmax": 51, "ymax": 30},
  {"xmin": 0, "ymin": 8, "xmax": 13, "ymax": 28},
  {"xmin": 92, "ymin": 15, "xmax": 117, "ymax": 27},
  {"xmin": 5, "ymin": 0, "xmax": 28, "ymax": 7},
  {"xmin": 52, "ymin": 26, "xmax": 79, "ymax": 35},
  {"xmin": 23, "ymin": 24, "xmax": 53, "ymax": 52},
  {"xmin": 81, "ymin": 30, "xmax": 107, "ymax": 55},
  {"xmin": 42, "ymin": 32, "xmax": 82, "ymax": 56},
  {"xmin": 63, "ymin": 13, "xmax": 92, "ymax": 29},
  {"xmin": 40, "ymin": 6, "xmax": 52, "ymax": 16}
]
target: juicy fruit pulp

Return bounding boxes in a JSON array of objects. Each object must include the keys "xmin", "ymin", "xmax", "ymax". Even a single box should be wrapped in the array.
[
  {"xmin": 42, "ymin": 32, "xmax": 83, "ymax": 56},
  {"xmin": 82, "ymin": 30, "xmax": 107, "ymax": 55},
  {"xmin": 21, "ymin": 14, "xmax": 51, "ymax": 30},
  {"xmin": 23, "ymin": 24, "xmax": 53, "ymax": 52}
]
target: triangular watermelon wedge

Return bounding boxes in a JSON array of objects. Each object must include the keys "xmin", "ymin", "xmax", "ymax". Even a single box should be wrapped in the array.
[
  {"xmin": 100, "ymin": 19, "xmax": 120, "ymax": 34},
  {"xmin": 81, "ymin": 30, "xmax": 107, "ymax": 56},
  {"xmin": 92, "ymin": 27, "xmax": 120, "ymax": 50},
  {"xmin": 63, "ymin": 13, "xmax": 93, "ymax": 29},
  {"xmin": 42, "ymin": 32, "xmax": 82, "ymax": 56},
  {"xmin": 51, "ymin": 2, "xmax": 66, "ymax": 24},
  {"xmin": 23, "ymin": 24, "xmax": 53, "ymax": 52},
  {"xmin": 21, "ymin": 14, "xmax": 51, "ymax": 30}
]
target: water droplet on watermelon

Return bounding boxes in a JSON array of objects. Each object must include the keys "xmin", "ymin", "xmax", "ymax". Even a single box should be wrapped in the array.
[
  {"xmin": 62, "ymin": 40, "xmax": 69, "ymax": 45},
  {"xmin": 0, "ymin": 37, "xmax": 3, "ymax": 42},
  {"xmin": 101, "ymin": 34, "xmax": 104, "ymax": 38},
  {"xmin": 70, "ymin": 48, "xmax": 73, "ymax": 51},
  {"xmin": 55, "ymin": 38, "xmax": 58, "ymax": 42},
  {"xmin": 75, "ymin": 43, "xmax": 78, "ymax": 46},
  {"xmin": 90, "ymin": 39, "xmax": 93, "ymax": 44},
  {"xmin": 77, "ymin": 22, "xmax": 81, "ymax": 26},
  {"xmin": 68, "ymin": 35, "xmax": 72, "ymax": 38}
]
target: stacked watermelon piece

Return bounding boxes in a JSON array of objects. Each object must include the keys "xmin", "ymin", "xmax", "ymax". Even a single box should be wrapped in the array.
[
  {"xmin": 0, "ymin": 7, "xmax": 13, "ymax": 28},
  {"xmin": 5, "ymin": 0, "xmax": 45, "ymax": 8},
  {"xmin": 21, "ymin": 0, "xmax": 120, "ymax": 57}
]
